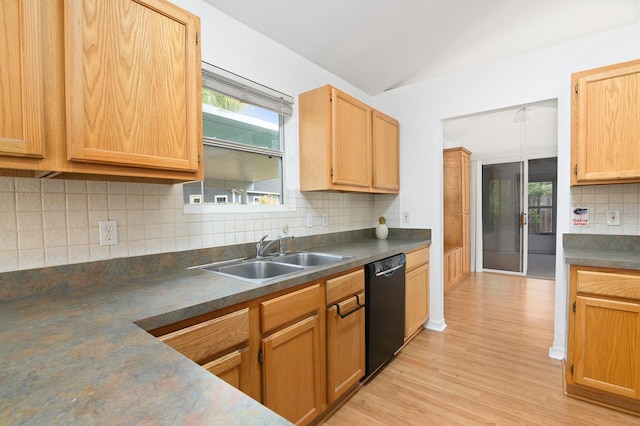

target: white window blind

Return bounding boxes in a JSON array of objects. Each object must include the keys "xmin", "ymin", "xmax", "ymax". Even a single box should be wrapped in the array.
[{"xmin": 201, "ymin": 61, "xmax": 294, "ymax": 118}]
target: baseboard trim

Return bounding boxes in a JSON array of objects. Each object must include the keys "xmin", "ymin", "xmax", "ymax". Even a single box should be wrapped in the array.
[
  {"xmin": 426, "ymin": 318, "xmax": 447, "ymax": 332},
  {"xmin": 548, "ymin": 345, "xmax": 566, "ymax": 360}
]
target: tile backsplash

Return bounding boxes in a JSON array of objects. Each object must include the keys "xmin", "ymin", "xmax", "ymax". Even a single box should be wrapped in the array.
[
  {"xmin": 570, "ymin": 183, "xmax": 640, "ymax": 235},
  {"xmin": 0, "ymin": 177, "xmax": 399, "ymax": 273}
]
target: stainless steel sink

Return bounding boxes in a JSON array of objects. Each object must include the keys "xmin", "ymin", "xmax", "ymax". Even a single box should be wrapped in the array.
[
  {"xmin": 200, "ymin": 260, "xmax": 305, "ymax": 283},
  {"xmin": 272, "ymin": 251, "xmax": 348, "ymax": 267},
  {"xmin": 197, "ymin": 251, "xmax": 349, "ymax": 283}
]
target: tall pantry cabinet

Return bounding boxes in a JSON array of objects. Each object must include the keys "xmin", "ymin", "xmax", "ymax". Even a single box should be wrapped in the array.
[{"xmin": 443, "ymin": 147, "xmax": 471, "ymax": 292}]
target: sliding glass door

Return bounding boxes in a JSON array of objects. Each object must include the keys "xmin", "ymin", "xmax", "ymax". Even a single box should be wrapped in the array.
[{"xmin": 482, "ymin": 161, "xmax": 525, "ymax": 273}]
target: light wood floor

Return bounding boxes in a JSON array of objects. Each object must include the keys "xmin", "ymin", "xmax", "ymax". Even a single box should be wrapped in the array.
[{"xmin": 324, "ymin": 272, "xmax": 640, "ymax": 425}]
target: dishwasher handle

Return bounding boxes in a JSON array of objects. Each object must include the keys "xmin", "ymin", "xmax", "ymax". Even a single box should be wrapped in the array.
[{"xmin": 375, "ymin": 264, "xmax": 404, "ymax": 277}]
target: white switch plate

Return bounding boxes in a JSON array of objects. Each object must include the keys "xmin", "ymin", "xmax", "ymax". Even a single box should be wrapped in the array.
[
  {"xmin": 322, "ymin": 214, "xmax": 328, "ymax": 226},
  {"xmin": 606, "ymin": 209, "xmax": 621, "ymax": 226},
  {"xmin": 99, "ymin": 220, "xmax": 118, "ymax": 245},
  {"xmin": 402, "ymin": 211, "xmax": 410, "ymax": 223},
  {"xmin": 306, "ymin": 213, "xmax": 313, "ymax": 228}
]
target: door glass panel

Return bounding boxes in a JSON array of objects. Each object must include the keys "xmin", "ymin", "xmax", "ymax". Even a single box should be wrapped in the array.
[{"xmin": 482, "ymin": 162, "xmax": 523, "ymax": 273}]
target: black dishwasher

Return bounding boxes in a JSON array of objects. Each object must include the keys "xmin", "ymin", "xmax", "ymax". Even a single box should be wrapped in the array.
[{"xmin": 364, "ymin": 253, "xmax": 406, "ymax": 378}]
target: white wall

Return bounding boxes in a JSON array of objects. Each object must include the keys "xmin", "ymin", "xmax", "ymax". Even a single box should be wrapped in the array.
[{"xmin": 374, "ymin": 23, "xmax": 640, "ymax": 355}]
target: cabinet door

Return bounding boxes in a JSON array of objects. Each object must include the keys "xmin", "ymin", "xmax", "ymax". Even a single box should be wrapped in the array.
[
  {"xmin": 0, "ymin": 0, "xmax": 45, "ymax": 158},
  {"xmin": 202, "ymin": 348, "xmax": 250, "ymax": 392},
  {"xmin": 262, "ymin": 314, "xmax": 323, "ymax": 425},
  {"xmin": 327, "ymin": 293, "xmax": 365, "ymax": 403},
  {"xmin": 331, "ymin": 88, "xmax": 371, "ymax": 189},
  {"xmin": 443, "ymin": 251, "xmax": 451, "ymax": 293},
  {"xmin": 372, "ymin": 110, "xmax": 399, "ymax": 193},
  {"xmin": 65, "ymin": 0, "xmax": 201, "ymax": 172},
  {"xmin": 573, "ymin": 295, "xmax": 640, "ymax": 399},
  {"xmin": 405, "ymin": 263, "xmax": 429, "ymax": 339},
  {"xmin": 572, "ymin": 60, "xmax": 640, "ymax": 184}
]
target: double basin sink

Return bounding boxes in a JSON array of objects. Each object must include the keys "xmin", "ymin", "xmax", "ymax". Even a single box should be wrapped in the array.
[{"xmin": 197, "ymin": 251, "xmax": 350, "ymax": 283}]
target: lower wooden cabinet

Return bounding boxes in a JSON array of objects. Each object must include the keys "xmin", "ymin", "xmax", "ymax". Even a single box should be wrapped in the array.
[
  {"xmin": 152, "ymin": 267, "xmax": 370, "ymax": 425},
  {"xmin": 405, "ymin": 246, "xmax": 430, "ymax": 340},
  {"xmin": 157, "ymin": 307, "xmax": 253, "ymax": 394},
  {"xmin": 444, "ymin": 246, "xmax": 463, "ymax": 293},
  {"xmin": 326, "ymin": 269, "xmax": 365, "ymax": 404},
  {"xmin": 202, "ymin": 347, "xmax": 250, "ymax": 390},
  {"xmin": 260, "ymin": 284, "xmax": 324, "ymax": 425},
  {"xmin": 567, "ymin": 265, "xmax": 640, "ymax": 414}
]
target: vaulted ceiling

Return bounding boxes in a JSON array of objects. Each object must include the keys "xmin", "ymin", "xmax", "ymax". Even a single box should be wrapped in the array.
[{"xmin": 203, "ymin": 0, "xmax": 639, "ymax": 96}]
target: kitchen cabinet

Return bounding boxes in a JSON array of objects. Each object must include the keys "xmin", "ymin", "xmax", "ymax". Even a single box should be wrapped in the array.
[
  {"xmin": 0, "ymin": 0, "xmax": 46, "ymax": 161},
  {"xmin": 444, "ymin": 246, "xmax": 463, "ymax": 293},
  {"xmin": 299, "ymin": 85, "xmax": 399, "ymax": 194},
  {"xmin": 0, "ymin": 0, "xmax": 203, "ymax": 182},
  {"xmin": 443, "ymin": 147, "xmax": 471, "ymax": 292},
  {"xmin": 150, "ymin": 266, "xmax": 371, "ymax": 424},
  {"xmin": 566, "ymin": 265, "xmax": 640, "ymax": 415},
  {"xmin": 372, "ymin": 110, "xmax": 400, "ymax": 192},
  {"xmin": 261, "ymin": 284, "xmax": 324, "ymax": 425},
  {"xmin": 325, "ymin": 269, "xmax": 365, "ymax": 404},
  {"xmin": 571, "ymin": 59, "xmax": 640, "ymax": 185},
  {"xmin": 157, "ymin": 308, "xmax": 254, "ymax": 395},
  {"xmin": 404, "ymin": 246, "xmax": 430, "ymax": 341}
]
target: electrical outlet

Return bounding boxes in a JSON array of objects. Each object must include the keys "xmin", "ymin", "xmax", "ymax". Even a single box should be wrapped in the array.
[
  {"xmin": 306, "ymin": 213, "xmax": 313, "ymax": 228},
  {"xmin": 606, "ymin": 209, "xmax": 621, "ymax": 226},
  {"xmin": 99, "ymin": 220, "xmax": 118, "ymax": 245},
  {"xmin": 403, "ymin": 211, "xmax": 410, "ymax": 223},
  {"xmin": 322, "ymin": 214, "xmax": 328, "ymax": 226}
]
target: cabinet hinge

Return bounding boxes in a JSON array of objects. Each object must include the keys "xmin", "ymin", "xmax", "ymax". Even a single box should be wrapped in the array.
[
  {"xmin": 258, "ymin": 350, "xmax": 263, "ymax": 364},
  {"xmin": 330, "ymin": 168, "xmax": 334, "ymax": 177},
  {"xmin": 572, "ymin": 301, "xmax": 576, "ymax": 313},
  {"xmin": 570, "ymin": 364, "xmax": 574, "ymax": 375},
  {"xmin": 574, "ymin": 83, "xmax": 579, "ymax": 94},
  {"xmin": 573, "ymin": 164, "xmax": 578, "ymax": 176},
  {"xmin": 330, "ymin": 92, "xmax": 333, "ymax": 102},
  {"xmin": 196, "ymin": 32, "xmax": 199, "ymax": 45},
  {"xmin": 198, "ymin": 151, "xmax": 201, "ymax": 163}
]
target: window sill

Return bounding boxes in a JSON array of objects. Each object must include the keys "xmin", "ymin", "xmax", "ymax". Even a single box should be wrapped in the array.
[{"xmin": 184, "ymin": 203, "xmax": 293, "ymax": 215}]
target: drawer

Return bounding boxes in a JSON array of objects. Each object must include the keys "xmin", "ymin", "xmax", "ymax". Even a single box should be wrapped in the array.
[
  {"xmin": 576, "ymin": 268, "xmax": 640, "ymax": 300},
  {"xmin": 326, "ymin": 269, "xmax": 365, "ymax": 305},
  {"xmin": 406, "ymin": 246, "xmax": 429, "ymax": 271},
  {"xmin": 159, "ymin": 307, "xmax": 250, "ymax": 364},
  {"xmin": 261, "ymin": 283, "xmax": 320, "ymax": 334}
]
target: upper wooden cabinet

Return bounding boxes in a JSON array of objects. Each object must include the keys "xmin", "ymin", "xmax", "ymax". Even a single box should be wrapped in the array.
[
  {"xmin": 65, "ymin": 0, "xmax": 201, "ymax": 173},
  {"xmin": 571, "ymin": 59, "xmax": 640, "ymax": 185},
  {"xmin": 299, "ymin": 85, "xmax": 399, "ymax": 193},
  {"xmin": 372, "ymin": 110, "xmax": 400, "ymax": 192},
  {"xmin": 0, "ymin": 0, "xmax": 203, "ymax": 182},
  {"xmin": 0, "ymin": 0, "xmax": 46, "ymax": 160}
]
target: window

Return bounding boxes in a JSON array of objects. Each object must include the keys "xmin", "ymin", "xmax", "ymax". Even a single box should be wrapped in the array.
[
  {"xmin": 184, "ymin": 63, "xmax": 294, "ymax": 207},
  {"xmin": 528, "ymin": 181, "xmax": 554, "ymax": 234}
]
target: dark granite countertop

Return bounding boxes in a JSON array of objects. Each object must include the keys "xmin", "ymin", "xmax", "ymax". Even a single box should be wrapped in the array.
[
  {"xmin": 563, "ymin": 234, "xmax": 640, "ymax": 270},
  {"xmin": 0, "ymin": 236, "xmax": 430, "ymax": 425}
]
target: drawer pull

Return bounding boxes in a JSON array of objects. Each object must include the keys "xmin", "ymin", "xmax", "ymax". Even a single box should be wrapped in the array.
[{"xmin": 335, "ymin": 294, "xmax": 365, "ymax": 319}]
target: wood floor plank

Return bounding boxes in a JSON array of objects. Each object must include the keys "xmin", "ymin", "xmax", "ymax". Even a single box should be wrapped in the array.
[{"xmin": 324, "ymin": 272, "xmax": 640, "ymax": 425}]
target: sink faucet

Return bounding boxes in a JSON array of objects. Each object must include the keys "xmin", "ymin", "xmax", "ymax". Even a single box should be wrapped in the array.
[{"xmin": 256, "ymin": 234, "xmax": 294, "ymax": 258}]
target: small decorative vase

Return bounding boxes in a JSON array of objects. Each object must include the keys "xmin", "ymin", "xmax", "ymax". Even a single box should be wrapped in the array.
[{"xmin": 376, "ymin": 216, "xmax": 389, "ymax": 240}]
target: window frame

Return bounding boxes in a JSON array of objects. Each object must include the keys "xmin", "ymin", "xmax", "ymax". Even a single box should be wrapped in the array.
[{"xmin": 184, "ymin": 63, "xmax": 294, "ymax": 213}]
